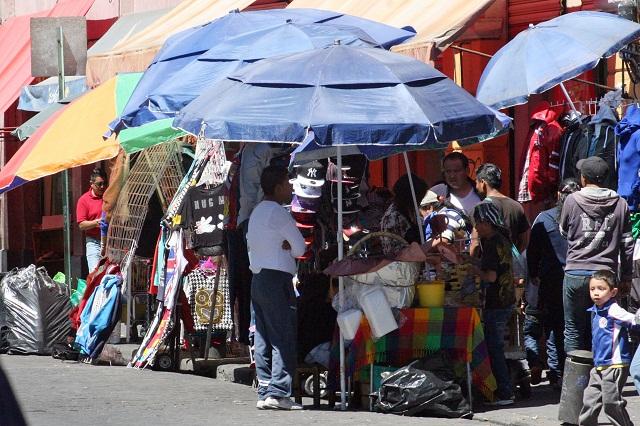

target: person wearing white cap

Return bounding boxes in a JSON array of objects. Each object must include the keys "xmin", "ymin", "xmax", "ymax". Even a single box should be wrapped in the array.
[{"xmin": 419, "ymin": 190, "xmax": 471, "ymax": 246}]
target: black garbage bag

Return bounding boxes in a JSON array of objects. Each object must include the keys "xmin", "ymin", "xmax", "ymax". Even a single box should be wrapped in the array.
[
  {"xmin": 375, "ymin": 359, "xmax": 472, "ymax": 418},
  {"xmin": 0, "ymin": 265, "xmax": 71, "ymax": 355}
]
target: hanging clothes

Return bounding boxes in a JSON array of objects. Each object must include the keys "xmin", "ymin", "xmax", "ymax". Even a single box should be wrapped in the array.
[
  {"xmin": 559, "ymin": 112, "xmax": 590, "ymax": 182},
  {"xmin": 178, "ymin": 184, "xmax": 226, "ymax": 251},
  {"xmin": 184, "ymin": 268, "xmax": 233, "ymax": 332},
  {"xmin": 75, "ymin": 274, "xmax": 123, "ymax": 359},
  {"xmin": 518, "ymin": 102, "xmax": 563, "ymax": 203},
  {"xmin": 559, "ymin": 105, "xmax": 619, "ymax": 190},
  {"xmin": 588, "ymin": 105, "xmax": 619, "ymax": 190},
  {"xmin": 616, "ymin": 104, "xmax": 640, "ymax": 211}
]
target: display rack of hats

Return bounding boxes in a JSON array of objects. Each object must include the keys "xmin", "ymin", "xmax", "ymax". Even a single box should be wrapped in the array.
[
  {"xmin": 327, "ymin": 155, "xmax": 370, "ymax": 253},
  {"xmin": 290, "ymin": 161, "xmax": 326, "ymax": 261}
]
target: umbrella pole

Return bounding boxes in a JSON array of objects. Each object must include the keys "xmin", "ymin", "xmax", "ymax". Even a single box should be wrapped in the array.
[
  {"xmin": 559, "ymin": 82, "xmax": 579, "ymax": 114},
  {"xmin": 57, "ymin": 26, "xmax": 72, "ymax": 296},
  {"xmin": 402, "ymin": 152, "xmax": 425, "ymax": 245},
  {"xmin": 337, "ymin": 146, "xmax": 347, "ymax": 410}
]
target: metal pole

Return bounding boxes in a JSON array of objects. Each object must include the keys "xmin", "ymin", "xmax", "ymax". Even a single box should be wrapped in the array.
[
  {"xmin": 402, "ymin": 152, "xmax": 425, "ymax": 245},
  {"xmin": 204, "ymin": 264, "xmax": 221, "ymax": 360},
  {"xmin": 559, "ymin": 81, "xmax": 579, "ymax": 114},
  {"xmin": 57, "ymin": 26, "xmax": 72, "ymax": 295},
  {"xmin": 337, "ymin": 146, "xmax": 346, "ymax": 410}
]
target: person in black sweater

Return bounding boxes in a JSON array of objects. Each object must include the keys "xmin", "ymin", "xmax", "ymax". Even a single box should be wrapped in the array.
[{"xmin": 525, "ymin": 178, "xmax": 580, "ymax": 388}]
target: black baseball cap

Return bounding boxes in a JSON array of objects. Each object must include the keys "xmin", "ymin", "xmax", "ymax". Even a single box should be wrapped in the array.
[{"xmin": 577, "ymin": 156, "xmax": 609, "ymax": 184}]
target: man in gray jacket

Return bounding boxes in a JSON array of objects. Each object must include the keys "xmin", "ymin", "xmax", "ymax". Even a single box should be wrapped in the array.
[{"xmin": 560, "ymin": 156, "xmax": 634, "ymax": 353}]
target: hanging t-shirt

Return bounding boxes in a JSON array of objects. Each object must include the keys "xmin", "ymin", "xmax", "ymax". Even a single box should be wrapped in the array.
[{"xmin": 178, "ymin": 184, "xmax": 225, "ymax": 249}]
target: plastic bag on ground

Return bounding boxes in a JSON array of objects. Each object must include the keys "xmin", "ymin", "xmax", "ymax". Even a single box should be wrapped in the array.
[
  {"xmin": 0, "ymin": 265, "xmax": 71, "ymax": 355},
  {"xmin": 375, "ymin": 358, "xmax": 472, "ymax": 419}
]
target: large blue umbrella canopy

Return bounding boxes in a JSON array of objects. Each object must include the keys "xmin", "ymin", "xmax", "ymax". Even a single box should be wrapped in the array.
[
  {"xmin": 107, "ymin": 8, "xmax": 340, "ymax": 135},
  {"xmin": 290, "ymin": 108, "xmax": 511, "ymax": 165},
  {"xmin": 174, "ymin": 44, "xmax": 509, "ymax": 148},
  {"xmin": 477, "ymin": 11, "xmax": 640, "ymax": 109},
  {"xmin": 109, "ymin": 9, "xmax": 415, "ymax": 134},
  {"xmin": 138, "ymin": 22, "xmax": 379, "ymax": 123}
]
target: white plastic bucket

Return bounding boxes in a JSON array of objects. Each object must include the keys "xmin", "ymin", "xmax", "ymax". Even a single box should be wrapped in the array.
[
  {"xmin": 358, "ymin": 287, "xmax": 398, "ymax": 338},
  {"xmin": 337, "ymin": 309, "xmax": 363, "ymax": 340}
]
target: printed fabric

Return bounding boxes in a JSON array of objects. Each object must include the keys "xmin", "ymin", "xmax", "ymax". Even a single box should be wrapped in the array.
[
  {"xmin": 184, "ymin": 268, "xmax": 233, "ymax": 331},
  {"xmin": 480, "ymin": 233, "xmax": 515, "ymax": 309},
  {"xmin": 380, "ymin": 203, "xmax": 413, "ymax": 255},
  {"xmin": 178, "ymin": 184, "xmax": 226, "ymax": 250}
]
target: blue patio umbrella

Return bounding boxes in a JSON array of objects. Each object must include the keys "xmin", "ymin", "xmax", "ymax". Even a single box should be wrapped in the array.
[
  {"xmin": 476, "ymin": 11, "xmax": 640, "ymax": 109},
  {"xmin": 174, "ymin": 44, "xmax": 508, "ymax": 146},
  {"xmin": 174, "ymin": 44, "xmax": 508, "ymax": 409},
  {"xmin": 107, "ymin": 8, "xmax": 341, "ymax": 135},
  {"xmin": 139, "ymin": 22, "xmax": 379, "ymax": 122},
  {"xmin": 290, "ymin": 107, "xmax": 511, "ymax": 165},
  {"xmin": 109, "ymin": 8, "xmax": 415, "ymax": 135}
]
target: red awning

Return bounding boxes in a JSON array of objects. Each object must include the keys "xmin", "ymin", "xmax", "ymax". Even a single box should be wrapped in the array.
[{"xmin": 0, "ymin": 0, "xmax": 96, "ymax": 116}]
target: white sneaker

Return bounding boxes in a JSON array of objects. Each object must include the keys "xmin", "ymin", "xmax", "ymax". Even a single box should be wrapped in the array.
[
  {"xmin": 256, "ymin": 400, "xmax": 267, "ymax": 410},
  {"xmin": 263, "ymin": 397, "xmax": 303, "ymax": 410}
]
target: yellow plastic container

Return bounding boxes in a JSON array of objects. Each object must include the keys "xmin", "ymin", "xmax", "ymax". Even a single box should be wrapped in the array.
[{"xmin": 416, "ymin": 280, "xmax": 445, "ymax": 308}]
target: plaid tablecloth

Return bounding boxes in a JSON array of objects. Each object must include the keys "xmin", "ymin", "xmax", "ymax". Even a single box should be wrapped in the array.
[{"xmin": 333, "ymin": 307, "xmax": 497, "ymax": 401}]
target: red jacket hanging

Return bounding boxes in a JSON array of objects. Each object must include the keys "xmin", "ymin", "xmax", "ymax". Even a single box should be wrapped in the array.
[{"xmin": 519, "ymin": 102, "xmax": 563, "ymax": 202}]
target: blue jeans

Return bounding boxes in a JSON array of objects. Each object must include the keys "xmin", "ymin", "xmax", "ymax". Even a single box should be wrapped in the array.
[
  {"xmin": 252, "ymin": 268, "xmax": 297, "ymax": 399},
  {"xmin": 85, "ymin": 237, "xmax": 101, "ymax": 274},
  {"xmin": 523, "ymin": 305, "xmax": 565, "ymax": 380},
  {"xmin": 563, "ymin": 272, "xmax": 594, "ymax": 354},
  {"xmin": 484, "ymin": 307, "xmax": 514, "ymax": 400}
]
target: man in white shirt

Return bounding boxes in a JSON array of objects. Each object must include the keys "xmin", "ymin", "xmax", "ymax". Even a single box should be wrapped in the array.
[
  {"xmin": 430, "ymin": 152, "xmax": 482, "ymax": 216},
  {"xmin": 247, "ymin": 165, "xmax": 306, "ymax": 411}
]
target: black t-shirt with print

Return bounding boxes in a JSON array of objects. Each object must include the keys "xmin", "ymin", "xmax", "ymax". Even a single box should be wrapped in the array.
[
  {"xmin": 481, "ymin": 233, "xmax": 515, "ymax": 309},
  {"xmin": 486, "ymin": 196, "xmax": 530, "ymax": 243},
  {"xmin": 179, "ymin": 184, "xmax": 225, "ymax": 249}
]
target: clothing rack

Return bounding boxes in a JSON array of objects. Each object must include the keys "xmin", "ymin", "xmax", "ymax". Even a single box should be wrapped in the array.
[{"xmin": 549, "ymin": 97, "xmax": 638, "ymax": 116}]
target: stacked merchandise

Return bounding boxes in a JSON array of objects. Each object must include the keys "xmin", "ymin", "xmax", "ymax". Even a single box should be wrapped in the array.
[
  {"xmin": 290, "ymin": 161, "xmax": 325, "ymax": 261},
  {"xmin": 327, "ymin": 156, "xmax": 369, "ymax": 248}
]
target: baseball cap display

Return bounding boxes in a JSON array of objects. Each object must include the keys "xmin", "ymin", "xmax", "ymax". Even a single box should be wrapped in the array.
[
  {"xmin": 326, "ymin": 161, "xmax": 357, "ymax": 183},
  {"xmin": 330, "ymin": 182, "xmax": 361, "ymax": 200},
  {"xmin": 295, "ymin": 161, "xmax": 326, "ymax": 187},
  {"xmin": 332, "ymin": 196, "xmax": 361, "ymax": 214},
  {"xmin": 293, "ymin": 194, "xmax": 321, "ymax": 211},
  {"xmin": 291, "ymin": 195, "xmax": 316, "ymax": 213},
  {"xmin": 293, "ymin": 179, "xmax": 322, "ymax": 198},
  {"xmin": 577, "ymin": 156, "xmax": 609, "ymax": 183}
]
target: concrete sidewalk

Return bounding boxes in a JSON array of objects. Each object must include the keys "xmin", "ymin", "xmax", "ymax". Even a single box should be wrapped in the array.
[{"xmin": 3, "ymin": 354, "xmax": 640, "ymax": 426}]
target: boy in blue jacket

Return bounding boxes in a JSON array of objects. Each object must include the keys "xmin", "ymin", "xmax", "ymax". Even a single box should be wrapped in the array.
[{"xmin": 579, "ymin": 270, "xmax": 638, "ymax": 426}]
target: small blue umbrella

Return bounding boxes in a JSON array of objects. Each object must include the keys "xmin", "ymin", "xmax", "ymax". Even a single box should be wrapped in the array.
[
  {"xmin": 477, "ymin": 11, "xmax": 640, "ymax": 109},
  {"xmin": 174, "ymin": 44, "xmax": 508, "ymax": 147},
  {"xmin": 109, "ymin": 9, "xmax": 415, "ymax": 134},
  {"xmin": 135, "ymin": 22, "xmax": 379, "ymax": 124}
]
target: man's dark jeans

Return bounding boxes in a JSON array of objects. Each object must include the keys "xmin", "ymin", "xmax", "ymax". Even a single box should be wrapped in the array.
[
  {"xmin": 523, "ymin": 304, "xmax": 565, "ymax": 381},
  {"xmin": 484, "ymin": 307, "xmax": 514, "ymax": 400},
  {"xmin": 252, "ymin": 268, "xmax": 297, "ymax": 399},
  {"xmin": 563, "ymin": 271, "xmax": 594, "ymax": 354}
]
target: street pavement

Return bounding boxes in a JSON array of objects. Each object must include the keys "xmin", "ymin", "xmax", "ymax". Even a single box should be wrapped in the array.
[{"xmin": 3, "ymin": 354, "xmax": 640, "ymax": 426}]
